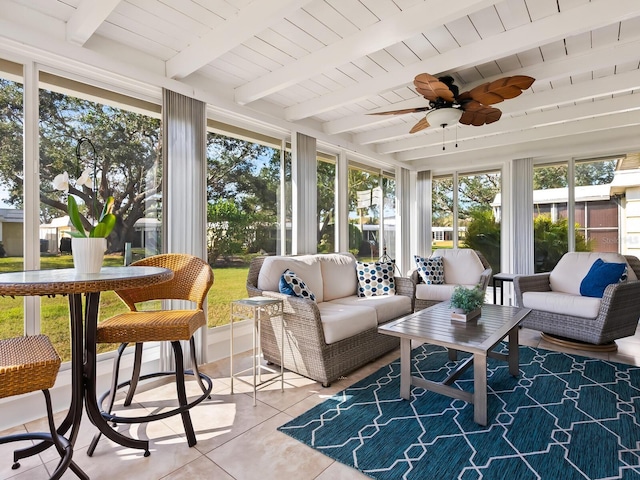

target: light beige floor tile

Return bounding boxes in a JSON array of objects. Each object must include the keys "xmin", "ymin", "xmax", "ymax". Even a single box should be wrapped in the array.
[
  {"xmin": 161, "ymin": 390, "xmax": 281, "ymax": 455},
  {"xmin": 206, "ymin": 412, "xmax": 333, "ymax": 480},
  {"xmin": 315, "ymin": 460, "xmax": 371, "ymax": 479},
  {"xmin": 5, "ymin": 463, "xmax": 50, "ymax": 479},
  {"xmin": 0, "ymin": 425, "xmax": 43, "ymax": 479},
  {"xmin": 160, "ymin": 455, "xmax": 234, "ymax": 480}
]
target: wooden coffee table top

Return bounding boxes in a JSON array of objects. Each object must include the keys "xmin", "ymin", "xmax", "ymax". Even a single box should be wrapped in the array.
[{"xmin": 379, "ymin": 303, "xmax": 531, "ymax": 355}]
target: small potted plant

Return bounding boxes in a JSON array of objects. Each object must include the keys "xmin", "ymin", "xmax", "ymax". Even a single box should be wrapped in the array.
[{"xmin": 450, "ymin": 284, "xmax": 485, "ymax": 321}]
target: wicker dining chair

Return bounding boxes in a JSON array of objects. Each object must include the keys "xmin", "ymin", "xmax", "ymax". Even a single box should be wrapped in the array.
[
  {"xmin": 87, "ymin": 254, "xmax": 214, "ymax": 456},
  {"xmin": 0, "ymin": 335, "xmax": 88, "ymax": 480}
]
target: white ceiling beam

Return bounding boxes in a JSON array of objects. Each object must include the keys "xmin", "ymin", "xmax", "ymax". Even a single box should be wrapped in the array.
[
  {"xmin": 234, "ymin": 0, "xmax": 499, "ymax": 105},
  {"xmin": 411, "ymin": 125, "xmax": 640, "ymax": 172},
  {"xmin": 66, "ymin": 0, "xmax": 122, "ymax": 46},
  {"xmin": 324, "ymin": 36, "xmax": 640, "ymax": 135},
  {"xmin": 366, "ymin": 67, "xmax": 640, "ymax": 150},
  {"xmin": 382, "ymin": 93, "xmax": 640, "ymax": 156},
  {"xmin": 285, "ymin": 0, "xmax": 640, "ymax": 121},
  {"xmin": 395, "ymin": 100, "xmax": 640, "ymax": 162},
  {"xmin": 166, "ymin": 0, "xmax": 313, "ymax": 80}
]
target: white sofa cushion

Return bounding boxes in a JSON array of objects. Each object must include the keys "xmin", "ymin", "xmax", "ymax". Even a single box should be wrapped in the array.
[
  {"xmin": 522, "ymin": 290, "xmax": 601, "ymax": 319},
  {"xmin": 329, "ymin": 294, "xmax": 412, "ymax": 324},
  {"xmin": 258, "ymin": 255, "xmax": 324, "ymax": 302},
  {"xmin": 317, "ymin": 302, "xmax": 377, "ymax": 344},
  {"xmin": 415, "ymin": 283, "xmax": 476, "ymax": 302},
  {"xmin": 549, "ymin": 252, "xmax": 635, "ymax": 295},
  {"xmin": 432, "ymin": 249, "xmax": 484, "ymax": 285},
  {"xmin": 319, "ymin": 253, "xmax": 358, "ymax": 301}
]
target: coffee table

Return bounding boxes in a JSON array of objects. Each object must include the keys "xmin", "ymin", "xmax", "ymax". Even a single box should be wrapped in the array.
[{"xmin": 378, "ymin": 302, "xmax": 531, "ymax": 425}]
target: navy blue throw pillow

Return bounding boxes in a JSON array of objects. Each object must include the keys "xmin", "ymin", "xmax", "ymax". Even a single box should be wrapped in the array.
[{"xmin": 579, "ymin": 258, "xmax": 627, "ymax": 298}]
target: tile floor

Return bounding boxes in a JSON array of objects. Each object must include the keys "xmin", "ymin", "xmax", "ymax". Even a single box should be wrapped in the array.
[{"xmin": 2, "ymin": 322, "xmax": 640, "ymax": 479}]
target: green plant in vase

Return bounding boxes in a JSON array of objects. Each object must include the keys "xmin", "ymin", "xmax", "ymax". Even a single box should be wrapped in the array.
[{"xmin": 450, "ymin": 284, "xmax": 485, "ymax": 313}]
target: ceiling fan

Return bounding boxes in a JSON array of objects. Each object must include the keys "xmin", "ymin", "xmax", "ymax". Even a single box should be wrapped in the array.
[{"xmin": 370, "ymin": 73, "xmax": 535, "ymax": 134}]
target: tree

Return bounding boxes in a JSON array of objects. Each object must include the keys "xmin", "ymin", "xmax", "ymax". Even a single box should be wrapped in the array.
[
  {"xmin": 0, "ymin": 81, "xmax": 162, "ymax": 253},
  {"xmin": 463, "ymin": 208, "xmax": 500, "ymax": 273},
  {"xmin": 534, "ymin": 215, "xmax": 590, "ymax": 272}
]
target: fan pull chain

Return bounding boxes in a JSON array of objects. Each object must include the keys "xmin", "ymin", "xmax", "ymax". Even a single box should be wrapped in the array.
[
  {"xmin": 442, "ymin": 127, "xmax": 445, "ymax": 150},
  {"xmin": 455, "ymin": 125, "xmax": 458, "ymax": 148}
]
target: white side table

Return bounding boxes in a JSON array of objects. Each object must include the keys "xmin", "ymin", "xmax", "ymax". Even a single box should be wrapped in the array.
[{"xmin": 230, "ymin": 296, "xmax": 284, "ymax": 405}]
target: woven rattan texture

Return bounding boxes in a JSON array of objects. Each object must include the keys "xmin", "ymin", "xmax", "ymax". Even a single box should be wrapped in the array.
[
  {"xmin": 514, "ymin": 255, "xmax": 640, "ymax": 345},
  {"xmin": 412, "ymin": 250, "xmax": 493, "ymax": 312},
  {"xmin": 116, "ymin": 254, "xmax": 213, "ymax": 310},
  {"xmin": 247, "ymin": 256, "xmax": 416, "ymax": 386},
  {"xmin": 0, "ymin": 335, "xmax": 61, "ymax": 398},
  {"xmin": 97, "ymin": 310, "xmax": 206, "ymax": 343}
]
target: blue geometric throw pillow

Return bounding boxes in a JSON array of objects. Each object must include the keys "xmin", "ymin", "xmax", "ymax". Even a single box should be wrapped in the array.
[
  {"xmin": 356, "ymin": 261, "xmax": 396, "ymax": 297},
  {"xmin": 279, "ymin": 269, "xmax": 316, "ymax": 301},
  {"xmin": 579, "ymin": 258, "xmax": 627, "ymax": 298},
  {"xmin": 414, "ymin": 255, "xmax": 444, "ymax": 285}
]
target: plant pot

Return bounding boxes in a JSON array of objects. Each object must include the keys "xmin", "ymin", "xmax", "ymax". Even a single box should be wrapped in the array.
[
  {"xmin": 451, "ymin": 307, "xmax": 481, "ymax": 322},
  {"xmin": 71, "ymin": 237, "xmax": 106, "ymax": 274}
]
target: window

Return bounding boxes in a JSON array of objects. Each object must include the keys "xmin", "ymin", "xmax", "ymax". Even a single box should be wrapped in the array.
[
  {"xmin": 458, "ymin": 171, "xmax": 501, "ymax": 273},
  {"xmin": 0, "ymin": 60, "xmax": 25, "ymax": 341},
  {"xmin": 205, "ymin": 129, "xmax": 284, "ymax": 327},
  {"xmin": 432, "ymin": 175, "xmax": 454, "ymax": 248},
  {"xmin": 348, "ymin": 164, "xmax": 381, "ymax": 261},
  {"xmin": 574, "ymin": 157, "xmax": 618, "ymax": 253},
  {"xmin": 37, "ymin": 73, "xmax": 162, "ymax": 359},
  {"xmin": 317, "ymin": 153, "xmax": 336, "ymax": 253}
]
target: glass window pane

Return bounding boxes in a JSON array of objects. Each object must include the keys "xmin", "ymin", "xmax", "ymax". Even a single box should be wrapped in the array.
[
  {"xmin": 317, "ymin": 156, "xmax": 336, "ymax": 253},
  {"xmin": 206, "ymin": 132, "xmax": 282, "ymax": 327},
  {"xmin": 0, "ymin": 73, "xmax": 25, "ymax": 340},
  {"xmin": 38, "ymin": 82, "xmax": 162, "ymax": 360},
  {"xmin": 432, "ymin": 175, "xmax": 454, "ymax": 249},
  {"xmin": 458, "ymin": 171, "xmax": 501, "ymax": 274},
  {"xmin": 533, "ymin": 163, "xmax": 569, "ymax": 272},
  {"xmin": 574, "ymin": 158, "xmax": 618, "ymax": 253},
  {"xmin": 348, "ymin": 165, "xmax": 380, "ymax": 261},
  {"xmin": 382, "ymin": 175, "xmax": 396, "ymax": 259}
]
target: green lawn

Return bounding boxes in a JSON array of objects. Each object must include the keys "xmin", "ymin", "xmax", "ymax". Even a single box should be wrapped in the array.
[{"xmin": 0, "ymin": 255, "xmax": 250, "ymax": 361}]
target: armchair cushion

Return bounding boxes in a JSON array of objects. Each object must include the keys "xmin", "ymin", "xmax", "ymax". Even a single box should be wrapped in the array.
[
  {"xmin": 549, "ymin": 252, "xmax": 636, "ymax": 295},
  {"xmin": 259, "ymin": 256, "xmax": 324, "ymax": 302},
  {"xmin": 579, "ymin": 258, "xmax": 627, "ymax": 298},
  {"xmin": 414, "ymin": 255, "xmax": 444, "ymax": 285},
  {"xmin": 356, "ymin": 261, "xmax": 396, "ymax": 297},
  {"xmin": 433, "ymin": 249, "xmax": 485, "ymax": 285},
  {"xmin": 522, "ymin": 291, "xmax": 601, "ymax": 319},
  {"xmin": 279, "ymin": 269, "xmax": 316, "ymax": 301}
]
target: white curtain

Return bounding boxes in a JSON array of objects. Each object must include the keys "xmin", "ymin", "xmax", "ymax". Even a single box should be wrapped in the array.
[
  {"xmin": 291, "ymin": 132, "xmax": 317, "ymax": 254},
  {"xmin": 512, "ymin": 158, "xmax": 534, "ymax": 275},
  {"xmin": 416, "ymin": 170, "xmax": 432, "ymax": 258},
  {"xmin": 396, "ymin": 167, "xmax": 411, "ymax": 275},
  {"xmin": 161, "ymin": 89, "xmax": 207, "ymax": 368}
]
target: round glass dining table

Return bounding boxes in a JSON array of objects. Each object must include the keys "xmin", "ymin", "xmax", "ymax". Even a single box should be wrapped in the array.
[{"xmin": 0, "ymin": 266, "xmax": 174, "ymax": 466}]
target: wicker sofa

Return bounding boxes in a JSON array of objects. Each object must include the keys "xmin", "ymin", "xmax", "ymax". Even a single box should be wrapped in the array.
[
  {"xmin": 514, "ymin": 252, "xmax": 640, "ymax": 348},
  {"xmin": 409, "ymin": 249, "xmax": 492, "ymax": 312},
  {"xmin": 246, "ymin": 253, "xmax": 414, "ymax": 386}
]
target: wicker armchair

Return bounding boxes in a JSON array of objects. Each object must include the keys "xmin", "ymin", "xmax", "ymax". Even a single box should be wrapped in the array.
[
  {"xmin": 514, "ymin": 253, "xmax": 640, "ymax": 349},
  {"xmin": 0, "ymin": 335, "xmax": 88, "ymax": 480},
  {"xmin": 410, "ymin": 249, "xmax": 493, "ymax": 312},
  {"xmin": 247, "ymin": 255, "xmax": 414, "ymax": 387},
  {"xmin": 87, "ymin": 254, "xmax": 214, "ymax": 456}
]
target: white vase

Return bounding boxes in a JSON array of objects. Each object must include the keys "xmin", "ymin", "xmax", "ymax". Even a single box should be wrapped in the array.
[{"xmin": 71, "ymin": 237, "xmax": 106, "ymax": 274}]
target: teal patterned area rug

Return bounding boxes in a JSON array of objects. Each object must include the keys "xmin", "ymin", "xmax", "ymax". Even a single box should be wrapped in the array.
[{"xmin": 278, "ymin": 344, "xmax": 640, "ymax": 479}]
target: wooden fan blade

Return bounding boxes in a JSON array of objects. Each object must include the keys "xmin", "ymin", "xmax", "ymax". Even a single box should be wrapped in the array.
[
  {"xmin": 409, "ymin": 117, "xmax": 430, "ymax": 133},
  {"xmin": 368, "ymin": 106, "xmax": 430, "ymax": 116},
  {"xmin": 414, "ymin": 73, "xmax": 455, "ymax": 103},
  {"xmin": 459, "ymin": 101, "xmax": 502, "ymax": 126},
  {"xmin": 463, "ymin": 75, "xmax": 535, "ymax": 105}
]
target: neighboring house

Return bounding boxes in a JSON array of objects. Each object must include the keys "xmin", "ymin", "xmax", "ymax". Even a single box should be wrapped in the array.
[
  {"xmin": 0, "ymin": 208, "xmax": 24, "ymax": 257},
  {"xmin": 40, "ymin": 215, "xmax": 72, "ymax": 254},
  {"xmin": 491, "ymin": 162, "xmax": 640, "ymax": 258}
]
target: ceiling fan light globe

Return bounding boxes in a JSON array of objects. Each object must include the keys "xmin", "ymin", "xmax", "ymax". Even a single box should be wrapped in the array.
[{"xmin": 425, "ymin": 107, "xmax": 462, "ymax": 128}]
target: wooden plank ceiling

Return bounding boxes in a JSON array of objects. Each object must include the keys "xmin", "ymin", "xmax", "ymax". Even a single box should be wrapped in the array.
[{"xmin": 2, "ymin": 0, "xmax": 640, "ymax": 170}]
